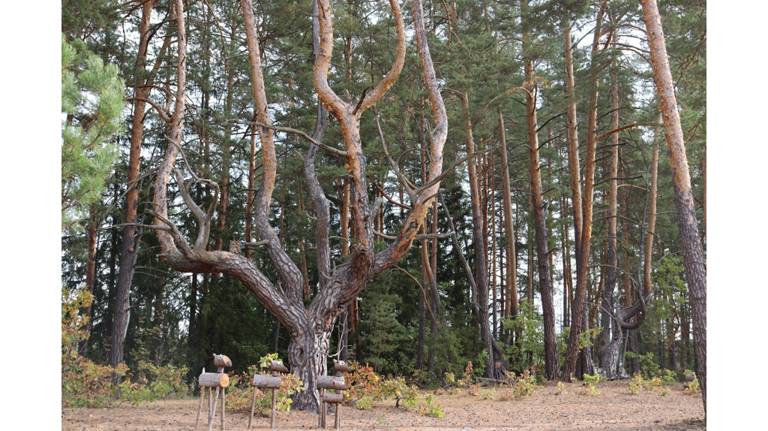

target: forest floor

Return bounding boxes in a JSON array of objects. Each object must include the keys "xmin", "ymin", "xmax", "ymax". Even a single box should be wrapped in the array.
[{"xmin": 62, "ymin": 381, "xmax": 704, "ymax": 430}]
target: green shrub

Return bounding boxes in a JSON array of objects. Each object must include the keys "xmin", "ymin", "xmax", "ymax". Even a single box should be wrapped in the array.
[
  {"xmin": 583, "ymin": 373, "xmax": 601, "ymax": 385},
  {"xmin": 354, "ymin": 395, "xmax": 374, "ymax": 410},
  {"xmin": 661, "ymin": 369, "xmax": 677, "ymax": 386},
  {"xmin": 512, "ymin": 372, "xmax": 537, "ymax": 398},
  {"xmin": 379, "ymin": 377, "xmax": 418, "ymax": 407},
  {"xmin": 683, "ymin": 378, "xmax": 701, "ymax": 395},
  {"xmin": 340, "ymin": 362, "xmax": 443, "ymax": 418},
  {"xmin": 443, "ymin": 372, "xmax": 456, "ymax": 386},
  {"xmin": 625, "ymin": 352, "xmax": 660, "ymax": 378},
  {"xmin": 422, "ymin": 395, "xmax": 445, "ymax": 418},
  {"xmin": 398, "ymin": 395, "xmax": 415, "ymax": 411},
  {"xmin": 581, "ymin": 373, "xmax": 601, "ymax": 396},
  {"xmin": 225, "ymin": 354, "xmax": 303, "ymax": 416}
]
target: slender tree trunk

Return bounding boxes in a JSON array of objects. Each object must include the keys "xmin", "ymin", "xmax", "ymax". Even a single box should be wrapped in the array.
[
  {"xmin": 621, "ymin": 159, "xmax": 634, "ymax": 307},
  {"xmin": 641, "ymin": 0, "xmax": 706, "ymax": 406},
  {"xmin": 104, "ymin": 183, "xmax": 119, "ymax": 361},
  {"xmin": 643, "ymin": 134, "xmax": 660, "ymax": 298},
  {"xmin": 527, "ymin": 206, "xmax": 534, "ymax": 308},
  {"xmin": 680, "ymin": 293, "xmax": 691, "ymax": 369},
  {"xmin": 215, "ymin": 22, "xmax": 235, "ymax": 251},
  {"xmin": 112, "ymin": 0, "xmax": 155, "ymax": 386},
  {"xmin": 298, "ymin": 190, "xmax": 311, "ymax": 300},
  {"xmin": 244, "ymin": 131, "xmax": 257, "ymax": 258},
  {"xmin": 498, "ymin": 112, "xmax": 518, "ymax": 328},
  {"xmin": 460, "ymin": 93, "xmax": 495, "ymax": 378},
  {"xmin": 489, "ymin": 157, "xmax": 498, "ymax": 339},
  {"xmin": 564, "ymin": 0, "xmax": 607, "ymax": 381},
  {"xmin": 522, "ymin": 0, "xmax": 557, "ymax": 379},
  {"xmin": 599, "ymin": 53, "xmax": 622, "ymax": 379},
  {"xmin": 80, "ymin": 204, "xmax": 99, "ymax": 355},
  {"xmin": 560, "ymin": 194, "xmax": 572, "ymax": 330}
]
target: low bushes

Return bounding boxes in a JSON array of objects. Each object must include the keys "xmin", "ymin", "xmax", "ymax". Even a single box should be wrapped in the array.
[
  {"xmin": 225, "ymin": 355, "xmax": 303, "ymax": 416},
  {"xmin": 342, "ymin": 361, "xmax": 444, "ymax": 418}
]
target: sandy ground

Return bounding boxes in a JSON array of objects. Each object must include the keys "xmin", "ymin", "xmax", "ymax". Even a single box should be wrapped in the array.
[{"xmin": 62, "ymin": 381, "xmax": 704, "ymax": 430}]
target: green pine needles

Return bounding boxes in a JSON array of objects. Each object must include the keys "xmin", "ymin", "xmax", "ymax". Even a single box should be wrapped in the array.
[{"xmin": 61, "ymin": 36, "xmax": 124, "ymax": 231}]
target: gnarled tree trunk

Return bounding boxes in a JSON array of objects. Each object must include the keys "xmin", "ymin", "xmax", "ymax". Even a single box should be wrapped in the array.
[{"xmin": 150, "ymin": 0, "xmax": 446, "ymax": 412}]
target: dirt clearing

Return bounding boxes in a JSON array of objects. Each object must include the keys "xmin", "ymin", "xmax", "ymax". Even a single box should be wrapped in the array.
[{"xmin": 62, "ymin": 381, "xmax": 704, "ymax": 430}]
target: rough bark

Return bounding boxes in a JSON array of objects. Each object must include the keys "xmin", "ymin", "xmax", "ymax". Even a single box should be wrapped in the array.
[
  {"xmin": 150, "ymin": 0, "xmax": 445, "ymax": 412},
  {"xmin": 641, "ymin": 0, "xmax": 706, "ymax": 407},
  {"xmin": 564, "ymin": 0, "xmax": 607, "ymax": 381},
  {"xmin": 244, "ymin": 131, "xmax": 257, "ymax": 259},
  {"xmin": 489, "ymin": 156, "xmax": 498, "ymax": 339},
  {"xmin": 599, "ymin": 51, "xmax": 622, "ymax": 379},
  {"xmin": 305, "ymin": 0, "xmax": 331, "ymax": 295},
  {"xmin": 80, "ymin": 204, "xmax": 99, "ymax": 354},
  {"xmin": 522, "ymin": 0, "xmax": 557, "ymax": 380},
  {"xmin": 459, "ymin": 92, "xmax": 495, "ymax": 378},
  {"xmin": 560, "ymin": 194, "xmax": 573, "ymax": 330},
  {"xmin": 111, "ymin": 0, "xmax": 155, "ymax": 384},
  {"xmin": 241, "ymin": 0, "xmax": 305, "ymax": 305},
  {"xmin": 643, "ymin": 135, "xmax": 660, "ymax": 298},
  {"xmin": 562, "ymin": 17, "xmax": 583, "ymax": 258}
]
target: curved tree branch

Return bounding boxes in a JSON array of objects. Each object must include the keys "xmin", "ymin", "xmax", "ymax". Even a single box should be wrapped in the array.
[
  {"xmin": 372, "ymin": 0, "xmax": 448, "ymax": 274},
  {"xmin": 355, "ymin": 0, "xmax": 406, "ymax": 116},
  {"xmin": 241, "ymin": 0, "xmax": 305, "ymax": 304}
]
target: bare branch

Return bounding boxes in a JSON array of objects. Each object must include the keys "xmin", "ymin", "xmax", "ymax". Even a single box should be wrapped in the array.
[
  {"xmin": 597, "ymin": 122, "xmax": 637, "ymax": 141},
  {"xmin": 173, "ymin": 169, "xmax": 219, "ymax": 250},
  {"xmin": 128, "ymin": 97, "xmax": 171, "ymax": 122},
  {"xmin": 375, "ymin": 230, "xmax": 453, "ymax": 241},
  {"xmin": 248, "ymin": 120, "xmax": 347, "ymax": 158},
  {"xmin": 374, "ymin": 111, "xmax": 417, "ymax": 199}
]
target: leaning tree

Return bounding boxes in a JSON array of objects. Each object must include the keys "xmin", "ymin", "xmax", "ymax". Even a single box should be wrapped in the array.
[{"xmin": 150, "ymin": 0, "xmax": 447, "ymax": 409}]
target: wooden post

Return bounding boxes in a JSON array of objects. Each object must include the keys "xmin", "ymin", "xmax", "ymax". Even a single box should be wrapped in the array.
[
  {"xmin": 320, "ymin": 388, "xmax": 326, "ymax": 428},
  {"xmin": 195, "ymin": 388, "xmax": 205, "ymax": 430},
  {"xmin": 208, "ymin": 387, "xmax": 213, "ymax": 427},
  {"xmin": 334, "ymin": 403, "xmax": 340, "ymax": 430},
  {"xmin": 248, "ymin": 387, "xmax": 257, "ymax": 429},
  {"xmin": 209, "ymin": 387, "xmax": 220, "ymax": 431},
  {"xmin": 221, "ymin": 388, "xmax": 225, "ymax": 430},
  {"xmin": 270, "ymin": 387, "xmax": 276, "ymax": 429}
]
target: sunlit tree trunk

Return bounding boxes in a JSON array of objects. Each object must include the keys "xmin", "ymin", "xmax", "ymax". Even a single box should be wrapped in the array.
[
  {"xmin": 564, "ymin": 0, "xmax": 607, "ymax": 381},
  {"xmin": 641, "ymin": 0, "xmax": 706, "ymax": 406},
  {"xmin": 498, "ymin": 112, "xmax": 518, "ymax": 330},
  {"xmin": 112, "ymin": 0, "xmax": 156, "ymax": 386}
]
